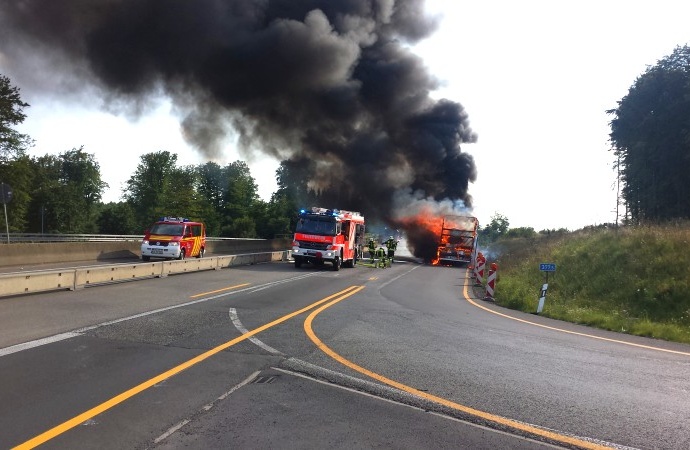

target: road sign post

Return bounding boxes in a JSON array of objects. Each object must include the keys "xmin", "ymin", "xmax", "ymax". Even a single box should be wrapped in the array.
[
  {"xmin": 1, "ymin": 183, "xmax": 12, "ymax": 244},
  {"xmin": 537, "ymin": 283, "xmax": 548, "ymax": 313},
  {"xmin": 537, "ymin": 263, "xmax": 556, "ymax": 314}
]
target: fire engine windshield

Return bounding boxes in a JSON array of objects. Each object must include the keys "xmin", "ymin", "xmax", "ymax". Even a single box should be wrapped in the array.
[
  {"xmin": 296, "ymin": 216, "xmax": 337, "ymax": 236},
  {"xmin": 149, "ymin": 224, "xmax": 185, "ymax": 236}
]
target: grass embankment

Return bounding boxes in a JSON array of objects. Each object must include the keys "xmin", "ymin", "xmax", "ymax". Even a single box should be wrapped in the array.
[{"xmin": 487, "ymin": 225, "xmax": 690, "ymax": 344}]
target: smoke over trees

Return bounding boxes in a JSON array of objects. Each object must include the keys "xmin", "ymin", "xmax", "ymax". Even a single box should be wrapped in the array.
[{"xmin": 0, "ymin": 0, "xmax": 479, "ymax": 257}]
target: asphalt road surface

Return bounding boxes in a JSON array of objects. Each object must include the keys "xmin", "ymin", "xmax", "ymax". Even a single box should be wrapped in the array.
[{"xmin": 1, "ymin": 258, "xmax": 689, "ymax": 449}]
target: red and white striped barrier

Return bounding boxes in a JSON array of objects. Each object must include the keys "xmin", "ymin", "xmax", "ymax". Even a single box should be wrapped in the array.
[
  {"xmin": 484, "ymin": 262, "xmax": 498, "ymax": 300},
  {"xmin": 474, "ymin": 253, "xmax": 485, "ymax": 287}
]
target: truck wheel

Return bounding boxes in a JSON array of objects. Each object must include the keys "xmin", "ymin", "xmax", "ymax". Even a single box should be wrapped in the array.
[
  {"xmin": 142, "ymin": 255, "xmax": 150, "ymax": 262},
  {"xmin": 196, "ymin": 247, "xmax": 205, "ymax": 259},
  {"xmin": 332, "ymin": 257, "xmax": 341, "ymax": 271},
  {"xmin": 294, "ymin": 257, "xmax": 302, "ymax": 268},
  {"xmin": 178, "ymin": 249, "xmax": 186, "ymax": 260}
]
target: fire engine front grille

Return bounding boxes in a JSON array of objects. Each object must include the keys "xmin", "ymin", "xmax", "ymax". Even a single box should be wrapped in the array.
[
  {"xmin": 297, "ymin": 240, "xmax": 329, "ymax": 251},
  {"xmin": 151, "ymin": 241, "xmax": 170, "ymax": 247}
]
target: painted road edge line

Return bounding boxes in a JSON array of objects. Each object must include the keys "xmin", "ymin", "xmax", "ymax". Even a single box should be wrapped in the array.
[
  {"xmin": 461, "ymin": 269, "xmax": 690, "ymax": 357},
  {"xmin": 303, "ymin": 285, "xmax": 617, "ymax": 450},
  {"xmin": 12, "ymin": 285, "xmax": 363, "ymax": 449}
]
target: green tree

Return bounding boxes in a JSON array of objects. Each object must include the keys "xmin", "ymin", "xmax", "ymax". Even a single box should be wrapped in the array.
[
  {"xmin": 222, "ymin": 216, "xmax": 257, "ymax": 238},
  {"xmin": 0, "ymin": 155, "xmax": 33, "ymax": 232},
  {"xmin": 123, "ymin": 151, "xmax": 179, "ymax": 228},
  {"xmin": 196, "ymin": 161, "xmax": 227, "ymax": 235},
  {"xmin": 0, "ymin": 74, "xmax": 32, "ymax": 161},
  {"xmin": 270, "ymin": 160, "xmax": 312, "ymax": 235},
  {"xmin": 260, "ymin": 193, "xmax": 294, "ymax": 238},
  {"xmin": 478, "ymin": 213, "xmax": 509, "ymax": 244},
  {"xmin": 274, "ymin": 159, "xmax": 314, "ymax": 208},
  {"xmin": 0, "ymin": 75, "xmax": 33, "ymax": 232},
  {"xmin": 608, "ymin": 45, "xmax": 690, "ymax": 223},
  {"xmin": 221, "ymin": 161, "xmax": 259, "ymax": 237},
  {"xmin": 96, "ymin": 202, "xmax": 138, "ymax": 234},
  {"xmin": 223, "ymin": 161, "xmax": 258, "ymax": 217},
  {"xmin": 27, "ymin": 148, "xmax": 107, "ymax": 233},
  {"xmin": 197, "ymin": 162, "xmax": 226, "ymax": 211},
  {"xmin": 163, "ymin": 165, "xmax": 204, "ymax": 220},
  {"xmin": 59, "ymin": 147, "xmax": 107, "ymax": 232},
  {"xmin": 27, "ymin": 154, "xmax": 61, "ymax": 233}
]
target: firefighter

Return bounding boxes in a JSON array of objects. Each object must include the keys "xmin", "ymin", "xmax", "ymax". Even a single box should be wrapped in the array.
[
  {"xmin": 385, "ymin": 236, "xmax": 398, "ymax": 264},
  {"xmin": 376, "ymin": 246, "xmax": 387, "ymax": 268},
  {"xmin": 368, "ymin": 238, "xmax": 377, "ymax": 263}
]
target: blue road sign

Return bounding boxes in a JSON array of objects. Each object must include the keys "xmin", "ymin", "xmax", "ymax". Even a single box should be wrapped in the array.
[{"xmin": 539, "ymin": 263, "xmax": 556, "ymax": 272}]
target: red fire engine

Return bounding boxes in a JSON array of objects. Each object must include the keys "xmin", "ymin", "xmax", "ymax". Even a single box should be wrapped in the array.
[
  {"xmin": 292, "ymin": 207, "xmax": 366, "ymax": 271},
  {"xmin": 141, "ymin": 217, "xmax": 206, "ymax": 261}
]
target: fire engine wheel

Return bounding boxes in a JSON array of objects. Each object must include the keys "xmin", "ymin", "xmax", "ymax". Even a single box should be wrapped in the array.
[
  {"xmin": 142, "ymin": 255, "xmax": 150, "ymax": 262},
  {"xmin": 332, "ymin": 256, "xmax": 341, "ymax": 271},
  {"xmin": 196, "ymin": 248, "xmax": 205, "ymax": 258},
  {"xmin": 178, "ymin": 249, "xmax": 186, "ymax": 260},
  {"xmin": 294, "ymin": 258, "xmax": 302, "ymax": 268}
]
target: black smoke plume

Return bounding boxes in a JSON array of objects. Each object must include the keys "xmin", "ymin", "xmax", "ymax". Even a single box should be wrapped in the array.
[{"xmin": 0, "ymin": 0, "xmax": 478, "ymax": 258}]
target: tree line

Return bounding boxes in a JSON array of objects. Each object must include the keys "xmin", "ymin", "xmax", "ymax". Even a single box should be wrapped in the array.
[
  {"xmin": 608, "ymin": 45, "xmax": 690, "ymax": 224},
  {"xmin": 0, "ymin": 145, "xmax": 302, "ymax": 238}
]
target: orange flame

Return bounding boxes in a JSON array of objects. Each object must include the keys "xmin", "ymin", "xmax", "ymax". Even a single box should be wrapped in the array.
[
  {"xmin": 396, "ymin": 212, "xmax": 444, "ymax": 234},
  {"xmin": 395, "ymin": 208, "xmax": 445, "ymax": 264}
]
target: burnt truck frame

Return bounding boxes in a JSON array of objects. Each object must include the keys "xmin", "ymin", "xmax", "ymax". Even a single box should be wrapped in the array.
[{"xmin": 436, "ymin": 215, "xmax": 478, "ymax": 266}]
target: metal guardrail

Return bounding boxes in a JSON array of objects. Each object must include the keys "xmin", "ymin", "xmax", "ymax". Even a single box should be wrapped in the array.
[
  {"xmin": 2, "ymin": 234, "xmax": 142, "ymax": 243},
  {"xmin": 0, "ymin": 234, "xmax": 267, "ymax": 243}
]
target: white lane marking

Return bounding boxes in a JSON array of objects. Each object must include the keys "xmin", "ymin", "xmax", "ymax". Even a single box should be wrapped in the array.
[
  {"xmin": 153, "ymin": 370, "xmax": 261, "ymax": 444},
  {"xmin": 153, "ymin": 419, "xmax": 190, "ymax": 444},
  {"xmin": 0, "ymin": 273, "xmax": 318, "ymax": 358},
  {"xmin": 378, "ymin": 264, "xmax": 420, "ymax": 290},
  {"xmin": 246, "ymin": 273, "xmax": 316, "ymax": 293},
  {"xmin": 0, "ymin": 333, "xmax": 83, "ymax": 357},
  {"xmin": 229, "ymin": 308, "xmax": 284, "ymax": 355}
]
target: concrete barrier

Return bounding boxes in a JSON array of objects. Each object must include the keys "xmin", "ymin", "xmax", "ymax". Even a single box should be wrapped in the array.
[
  {"xmin": 0, "ymin": 238, "xmax": 292, "ymax": 267},
  {"xmin": 75, "ymin": 262, "xmax": 163, "ymax": 287},
  {"xmin": 161, "ymin": 256, "xmax": 219, "ymax": 276},
  {"xmin": 0, "ymin": 250, "xmax": 292, "ymax": 298},
  {"xmin": 0, "ymin": 269, "xmax": 77, "ymax": 296},
  {"xmin": 1, "ymin": 242, "xmax": 141, "ymax": 267}
]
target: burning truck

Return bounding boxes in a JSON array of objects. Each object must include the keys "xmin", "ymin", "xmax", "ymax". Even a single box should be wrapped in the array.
[{"xmin": 435, "ymin": 215, "xmax": 479, "ymax": 266}]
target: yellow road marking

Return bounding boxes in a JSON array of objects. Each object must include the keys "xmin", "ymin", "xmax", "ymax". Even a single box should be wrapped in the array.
[
  {"xmin": 14, "ymin": 286, "xmax": 364, "ymax": 450},
  {"xmin": 190, "ymin": 283, "xmax": 250, "ymax": 298},
  {"xmin": 304, "ymin": 288, "xmax": 611, "ymax": 449},
  {"xmin": 461, "ymin": 269, "xmax": 690, "ymax": 357}
]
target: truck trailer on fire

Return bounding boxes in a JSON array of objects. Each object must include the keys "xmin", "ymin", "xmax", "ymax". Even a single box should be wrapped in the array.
[{"xmin": 436, "ymin": 215, "xmax": 478, "ymax": 266}]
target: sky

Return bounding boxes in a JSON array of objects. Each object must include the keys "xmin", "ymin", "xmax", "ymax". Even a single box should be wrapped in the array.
[{"xmin": 3, "ymin": 0, "xmax": 690, "ymax": 231}]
